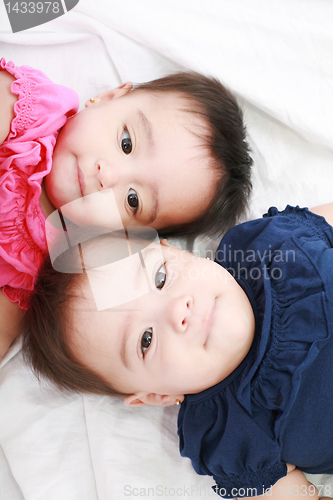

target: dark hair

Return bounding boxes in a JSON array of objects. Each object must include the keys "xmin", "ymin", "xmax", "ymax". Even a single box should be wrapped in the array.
[
  {"xmin": 22, "ymin": 251, "xmax": 119, "ymax": 397},
  {"xmin": 134, "ymin": 71, "xmax": 253, "ymax": 238}
]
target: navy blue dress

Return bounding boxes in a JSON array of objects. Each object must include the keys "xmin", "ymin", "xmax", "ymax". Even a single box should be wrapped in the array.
[{"xmin": 178, "ymin": 206, "xmax": 333, "ymax": 497}]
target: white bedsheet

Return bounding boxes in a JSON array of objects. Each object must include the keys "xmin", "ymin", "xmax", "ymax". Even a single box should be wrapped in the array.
[{"xmin": 1, "ymin": 1, "xmax": 333, "ymax": 498}]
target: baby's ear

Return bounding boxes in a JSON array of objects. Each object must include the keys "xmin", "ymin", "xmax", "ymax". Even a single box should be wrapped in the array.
[
  {"xmin": 124, "ymin": 393, "xmax": 184, "ymax": 407},
  {"xmin": 160, "ymin": 239, "xmax": 172, "ymax": 248},
  {"xmin": 85, "ymin": 82, "xmax": 133, "ymax": 107}
]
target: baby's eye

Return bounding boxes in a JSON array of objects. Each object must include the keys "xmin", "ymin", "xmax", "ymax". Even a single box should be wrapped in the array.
[
  {"xmin": 121, "ymin": 129, "xmax": 132, "ymax": 154},
  {"xmin": 141, "ymin": 328, "xmax": 153, "ymax": 356},
  {"xmin": 155, "ymin": 264, "xmax": 166, "ymax": 290},
  {"xmin": 127, "ymin": 188, "xmax": 139, "ymax": 212}
]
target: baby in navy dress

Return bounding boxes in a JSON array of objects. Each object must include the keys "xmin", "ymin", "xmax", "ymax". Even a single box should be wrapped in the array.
[{"xmin": 23, "ymin": 203, "xmax": 333, "ymax": 500}]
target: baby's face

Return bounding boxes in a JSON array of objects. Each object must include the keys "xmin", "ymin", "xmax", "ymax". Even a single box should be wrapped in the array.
[
  {"xmin": 69, "ymin": 240, "xmax": 254, "ymax": 398},
  {"xmin": 45, "ymin": 87, "xmax": 217, "ymax": 230}
]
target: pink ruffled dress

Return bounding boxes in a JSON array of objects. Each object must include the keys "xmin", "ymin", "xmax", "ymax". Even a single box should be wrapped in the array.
[{"xmin": 0, "ymin": 58, "xmax": 79, "ymax": 309}]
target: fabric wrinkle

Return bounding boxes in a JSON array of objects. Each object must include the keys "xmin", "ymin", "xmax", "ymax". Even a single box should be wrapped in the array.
[{"xmin": 0, "ymin": 57, "xmax": 79, "ymax": 309}]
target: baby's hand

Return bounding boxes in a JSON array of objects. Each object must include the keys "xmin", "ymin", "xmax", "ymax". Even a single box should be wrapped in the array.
[
  {"xmin": 260, "ymin": 468, "xmax": 318, "ymax": 500},
  {"xmin": 231, "ymin": 466, "xmax": 319, "ymax": 500}
]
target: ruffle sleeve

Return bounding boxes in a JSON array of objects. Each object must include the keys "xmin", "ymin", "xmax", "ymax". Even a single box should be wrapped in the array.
[
  {"xmin": 178, "ymin": 377, "xmax": 287, "ymax": 498},
  {"xmin": 0, "ymin": 58, "xmax": 79, "ymax": 309}
]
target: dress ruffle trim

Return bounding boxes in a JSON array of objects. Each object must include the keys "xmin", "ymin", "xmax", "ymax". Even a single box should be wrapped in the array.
[
  {"xmin": 0, "ymin": 143, "xmax": 48, "ymax": 309},
  {"xmin": 0, "ymin": 57, "xmax": 33, "ymax": 138},
  {"xmin": 214, "ymin": 461, "xmax": 286, "ymax": 498},
  {"xmin": 265, "ymin": 205, "xmax": 333, "ymax": 248}
]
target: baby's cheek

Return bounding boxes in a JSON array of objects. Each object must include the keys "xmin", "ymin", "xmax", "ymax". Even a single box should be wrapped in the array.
[{"xmin": 61, "ymin": 191, "xmax": 123, "ymax": 229}]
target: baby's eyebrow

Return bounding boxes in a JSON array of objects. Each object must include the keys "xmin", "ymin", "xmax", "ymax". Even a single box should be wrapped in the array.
[
  {"xmin": 120, "ymin": 314, "xmax": 133, "ymax": 371},
  {"xmin": 136, "ymin": 108, "xmax": 155, "ymax": 153},
  {"xmin": 145, "ymin": 188, "xmax": 159, "ymax": 224},
  {"xmin": 133, "ymin": 246, "xmax": 158, "ymax": 292}
]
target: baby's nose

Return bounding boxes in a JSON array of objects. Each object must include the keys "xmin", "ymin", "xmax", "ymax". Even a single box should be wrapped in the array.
[
  {"xmin": 168, "ymin": 296, "xmax": 193, "ymax": 333},
  {"xmin": 96, "ymin": 160, "xmax": 120, "ymax": 189}
]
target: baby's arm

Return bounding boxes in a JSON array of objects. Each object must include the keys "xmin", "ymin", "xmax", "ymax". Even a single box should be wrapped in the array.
[
  {"xmin": 311, "ymin": 204, "xmax": 333, "ymax": 227},
  {"xmin": 237, "ymin": 466, "xmax": 323, "ymax": 500},
  {"xmin": 0, "ymin": 69, "xmax": 17, "ymax": 145},
  {"xmin": 0, "ymin": 289, "xmax": 24, "ymax": 361},
  {"xmin": 0, "ymin": 70, "xmax": 20, "ymax": 359}
]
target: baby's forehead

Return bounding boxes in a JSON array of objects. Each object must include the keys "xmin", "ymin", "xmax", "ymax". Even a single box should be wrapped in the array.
[
  {"xmin": 129, "ymin": 88, "xmax": 202, "ymax": 124},
  {"xmin": 130, "ymin": 87, "xmax": 185, "ymax": 105}
]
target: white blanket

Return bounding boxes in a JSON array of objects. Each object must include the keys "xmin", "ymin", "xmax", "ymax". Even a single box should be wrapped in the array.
[{"xmin": 1, "ymin": 1, "xmax": 333, "ymax": 498}]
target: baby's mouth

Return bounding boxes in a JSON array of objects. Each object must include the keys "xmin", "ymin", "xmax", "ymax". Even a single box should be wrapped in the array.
[{"xmin": 77, "ymin": 163, "xmax": 86, "ymax": 196}]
